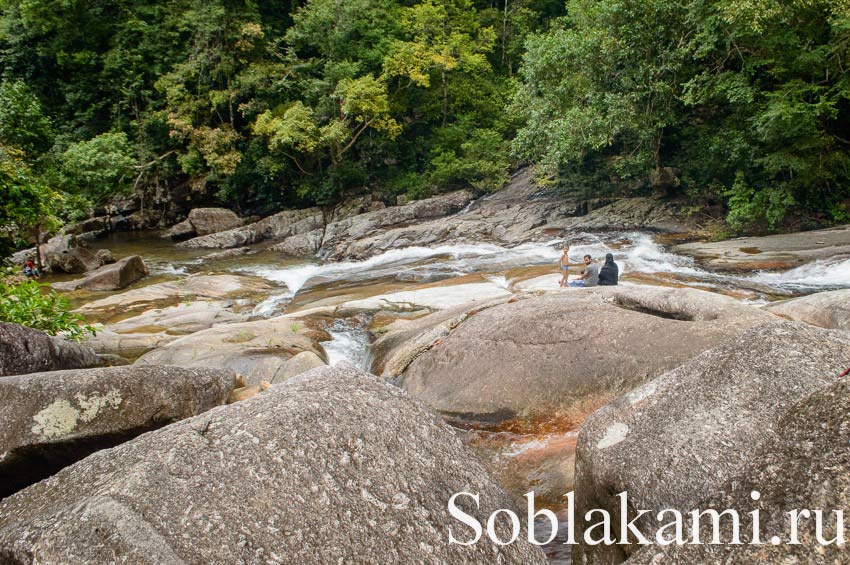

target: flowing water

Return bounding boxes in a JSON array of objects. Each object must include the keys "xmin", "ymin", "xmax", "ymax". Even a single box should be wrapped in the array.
[
  {"xmin": 72, "ymin": 228, "xmax": 850, "ymax": 563},
  {"xmin": 321, "ymin": 319, "xmax": 372, "ymax": 371}
]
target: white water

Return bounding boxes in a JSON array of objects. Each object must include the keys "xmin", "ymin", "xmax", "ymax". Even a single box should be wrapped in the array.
[
  {"xmin": 746, "ymin": 256, "xmax": 850, "ymax": 291},
  {"xmin": 236, "ymin": 232, "xmax": 850, "ymax": 304},
  {"xmin": 236, "ymin": 242, "xmax": 542, "ymax": 295},
  {"xmin": 321, "ymin": 321, "xmax": 372, "ymax": 370},
  {"xmin": 252, "ymin": 293, "xmax": 293, "ymax": 318}
]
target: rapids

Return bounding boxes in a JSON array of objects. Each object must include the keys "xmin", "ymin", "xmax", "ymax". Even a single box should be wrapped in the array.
[{"xmin": 77, "ymin": 229, "xmax": 848, "ymax": 564}]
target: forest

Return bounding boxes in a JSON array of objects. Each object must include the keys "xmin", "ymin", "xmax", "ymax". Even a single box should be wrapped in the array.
[{"xmin": 1, "ymin": 0, "xmax": 849, "ymax": 256}]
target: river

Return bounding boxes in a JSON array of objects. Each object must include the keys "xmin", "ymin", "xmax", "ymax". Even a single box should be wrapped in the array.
[{"xmin": 78, "ymin": 229, "xmax": 849, "ymax": 563}]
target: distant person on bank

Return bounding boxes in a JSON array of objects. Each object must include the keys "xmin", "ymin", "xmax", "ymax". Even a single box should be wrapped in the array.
[
  {"xmin": 598, "ymin": 253, "xmax": 619, "ymax": 286},
  {"xmin": 23, "ymin": 260, "xmax": 40, "ymax": 278},
  {"xmin": 558, "ymin": 244, "xmax": 584, "ymax": 287},
  {"xmin": 569, "ymin": 255, "xmax": 599, "ymax": 287}
]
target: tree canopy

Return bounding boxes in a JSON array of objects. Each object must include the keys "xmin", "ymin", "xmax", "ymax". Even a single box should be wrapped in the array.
[{"xmin": 0, "ymin": 0, "xmax": 847, "ymax": 239}]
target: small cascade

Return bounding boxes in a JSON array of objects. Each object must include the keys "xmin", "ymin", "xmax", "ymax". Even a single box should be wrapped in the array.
[{"xmin": 320, "ymin": 319, "xmax": 372, "ymax": 371}]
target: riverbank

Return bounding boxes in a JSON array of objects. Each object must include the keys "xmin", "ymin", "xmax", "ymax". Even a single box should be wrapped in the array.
[{"xmin": 3, "ymin": 172, "xmax": 850, "ymax": 563}]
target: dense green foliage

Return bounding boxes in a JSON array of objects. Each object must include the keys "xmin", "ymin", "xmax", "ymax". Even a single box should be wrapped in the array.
[
  {"xmin": 0, "ymin": 0, "xmax": 848, "ymax": 237},
  {"xmin": 0, "ymin": 0, "xmax": 560, "ymax": 220},
  {"xmin": 513, "ymin": 0, "xmax": 850, "ymax": 231},
  {"xmin": 0, "ymin": 278, "xmax": 96, "ymax": 340},
  {"xmin": 0, "ymin": 145, "xmax": 60, "ymax": 257}
]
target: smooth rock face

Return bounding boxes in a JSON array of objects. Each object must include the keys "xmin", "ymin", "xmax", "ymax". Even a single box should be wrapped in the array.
[
  {"xmin": 75, "ymin": 274, "xmax": 275, "ymax": 316},
  {"xmin": 765, "ymin": 288, "xmax": 850, "ymax": 331},
  {"xmin": 573, "ymin": 322, "xmax": 850, "ymax": 564},
  {"xmin": 52, "ymin": 255, "xmax": 148, "ymax": 291},
  {"xmin": 134, "ymin": 316, "xmax": 329, "ymax": 385},
  {"xmin": 270, "ymin": 350, "xmax": 326, "ymax": 383},
  {"xmin": 0, "ymin": 322, "xmax": 101, "ymax": 377},
  {"xmin": 0, "ymin": 365, "xmax": 236, "ymax": 498},
  {"xmin": 166, "ymin": 207, "xmax": 242, "ymax": 240},
  {"xmin": 674, "ymin": 223, "xmax": 850, "ymax": 270},
  {"xmin": 390, "ymin": 287, "xmax": 774, "ymax": 426},
  {"xmin": 107, "ymin": 300, "xmax": 248, "ymax": 335},
  {"xmin": 0, "ymin": 365, "xmax": 547, "ymax": 564},
  {"xmin": 628, "ymin": 376, "xmax": 850, "ymax": 563},
  {"xmin": 82, "ymin": 330, "xmax": 177, "ymax": 360},
  {"xmin": 179, "ymin": 207, "xmax": 323, "ymax": 249}
]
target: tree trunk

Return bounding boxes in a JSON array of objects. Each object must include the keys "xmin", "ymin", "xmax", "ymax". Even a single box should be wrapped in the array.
[
  {"xmin": 34, "ymin": 224, "xmax": 43, "ymax": 271},
  {"xmin": 441, "ymin": 70, "xmax": 448, "ymax": 127},
  {"xmin": 502, "ymin": 0, "xmax": 509, "ymax": 70}
]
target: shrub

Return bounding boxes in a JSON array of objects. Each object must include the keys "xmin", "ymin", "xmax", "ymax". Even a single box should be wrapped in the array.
[{"xmin": 0, "ymin": 279, "xmax": 96, "ymax": 341}]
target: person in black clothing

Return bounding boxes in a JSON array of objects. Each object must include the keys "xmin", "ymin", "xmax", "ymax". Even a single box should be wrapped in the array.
[{"xmin": 598, "ymin": 253, "xmax": 619, "ymax": 286}]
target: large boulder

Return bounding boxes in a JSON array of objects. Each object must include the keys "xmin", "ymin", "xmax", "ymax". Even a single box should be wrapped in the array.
[
  {"xmin": 765, "ymin": 288, "xmax": 850, "ymax": 331},
  {"xmin": 179, "ymin": 207, "xmax": 324, "ymax": 249},
  {"xmin": 0, "ymin": 365, "xmax": 236, "ymax": 498},
  {"xmin": 135, "ymin": 315, "xmax": 330, "ymax": 385},
  {"xmin": 52, "ymin": 255, "xmax": 148, "ymax": 292},
  {"xmin": 273, "ymin": 190, "xmax": 474, "ymax": 259},
  {"xmin": 0, "ymin": 322, "xmax": 101, "ymax": 377},
  {"xmin": 41, "ymin": 235, "xmax": 108, "ymax": 274},
  {"xmin": 386, "ymin": 286, "xmax": 774, "ymax": 427},
  {"xmin": 0, "ymin": 365, "xmax": 547, "ymax": 563},
  {"xmin": 573, "ymin": 322, "xmax": 850, "ymax": 564},
  {"xmin": 165, "ymin": 207, "xmax": 243, "ymax": 240},
  {"xmin": 627, "ymin": 375, "xmax": 850, "ymax": 563}
]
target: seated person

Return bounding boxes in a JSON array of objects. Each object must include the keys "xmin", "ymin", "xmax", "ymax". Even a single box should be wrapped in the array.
[
  {"xmin": 598, "ymin": 253, "xmax": 619, "ymax": 286},
  {"xmin": 569, "ymin": 255, "xmax": 599, "ymax": 287},
  {"xmin": 23, "ymin": 260, "xmax": 40, "ymax": 278}
]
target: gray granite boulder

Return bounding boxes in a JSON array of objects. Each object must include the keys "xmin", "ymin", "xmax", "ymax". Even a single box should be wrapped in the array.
[
  {"xmin": 41, "ymin": 234, "xmax": 107, "ymax": 274},
  {"xmin": 626, "ymin": 374, "xmax": 850, "ymax": 563},
  {"xmin": 52, "ymin": 255, "xmax": 148, "ymax": 291},
  {"xmin": 0, "ymin": 365, "xmax": 236, "ymax": 498},
  {"xmin": 166, "ymin": 207, "xmax": 243, "ymax": 240},
  {"xmin": 0, "ymin": 365, "xmax": 546, "ymax": 563},
  {"xmin": 573, "ymin": 322, "xmax": 850, "ymax": 563},
  {"xmin": 0, "ymin": 322, "xmax": 100, "ymax": 377},
  {"xmin": 390, "ymin": 286, "xmax": 774, "ymax": 427},
  {"xmin": 766, "ymin": 288, "xmax": 850, "ymax": 331}
]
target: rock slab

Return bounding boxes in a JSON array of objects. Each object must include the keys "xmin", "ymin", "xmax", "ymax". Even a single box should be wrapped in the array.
[
  {"xmin": 0, "ymin": 365, "xmax": 546, "ymax": 564},
  {"xmin": 766, "ymin": 288, "xmax": 850, "ymax": 331},
  {"xmin": 390, "ymin": 286, "xmax": 774, "ymax": 426},
  {"xmin": 0, "ymin": 365, "xmax": 236, "ymax": 498}
]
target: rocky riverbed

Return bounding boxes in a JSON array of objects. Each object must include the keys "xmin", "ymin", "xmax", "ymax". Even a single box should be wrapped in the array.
[{"xmin": 3, "ymin": 171, "xmax": 850, "ymax": 563}]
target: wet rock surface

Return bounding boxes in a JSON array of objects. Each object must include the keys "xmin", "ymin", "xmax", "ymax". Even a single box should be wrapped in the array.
[
  {"xmin": 0, "ymin": 365, "xmax": 547, "ymax": 564},
  {"xmin": 0, "ymin": 365, "xmax": 235, "ymax": 498},
  {"xmin": 75, "ymin": 274, "xmax": 275, "ymax": 318},
  {"xmin": 0, "ymin": 322, "xmax": 101, "ymax": 377},
  {"xmin": 573, "ymin": 322, "xmax": 850, "ymax": 564},
  {"xmin": 674, "ymin": 223, "xmax": 850, "ymax": 270}
]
